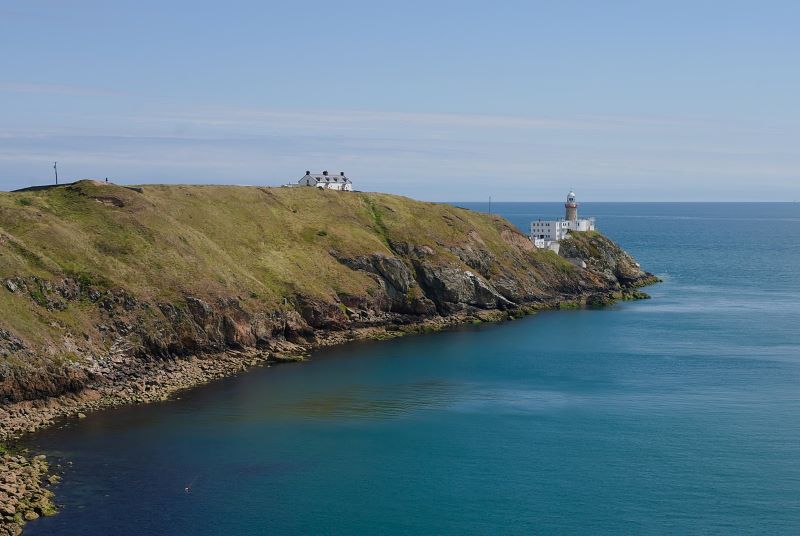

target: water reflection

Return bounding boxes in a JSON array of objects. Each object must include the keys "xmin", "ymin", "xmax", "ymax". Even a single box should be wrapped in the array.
[{"xmin": 271, "ymin": 380, "xmax": 464, "ymax": 420}]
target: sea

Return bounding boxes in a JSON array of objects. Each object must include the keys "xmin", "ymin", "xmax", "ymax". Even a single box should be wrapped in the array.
[{"xmin": 23, "ymin": 203, "xmax": 800, "ymax": 535}]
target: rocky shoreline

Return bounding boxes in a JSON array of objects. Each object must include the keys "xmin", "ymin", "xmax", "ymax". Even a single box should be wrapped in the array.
[
  {"xmin": 0, "ymin": 280, "xmax": 661, "ymax": 535},
  {"xmin": 0, "ymin": 452, "xmax": 56, "ymax": 536},
  {"xmin": 0, "ymin": 184, "xmax": 661, "ymax": 534},
  {"xmin": 0, "ymin": 282, "xmax": 659, "ymax": 535},
  {"xmin": 0, "ymin": 282, "xmax": 662, "ymax": 443},
  {"xmin": 0, "ymin": 311, "xmax": 494, "ymax": 535}
]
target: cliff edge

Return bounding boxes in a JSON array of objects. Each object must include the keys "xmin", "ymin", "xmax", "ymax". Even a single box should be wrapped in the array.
[{"xmin": 0, "ymin": 181, "xmax": 657, "ymax": 432}]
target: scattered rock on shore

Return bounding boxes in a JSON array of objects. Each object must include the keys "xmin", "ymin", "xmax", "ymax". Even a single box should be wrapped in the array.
[{"xmin": 0, "ymin": 451, "xmax": 57, "ymax": 536}]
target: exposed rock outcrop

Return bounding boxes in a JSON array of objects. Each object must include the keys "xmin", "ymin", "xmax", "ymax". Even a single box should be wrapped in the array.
[
  {"xmin": 558, "ymin": 232, "xmax": 657, "ymax": 286},
  {"xmin": 413, "ymin": 263, "xmax": 515, "ymax": 313},
  {"xmin": 0, "ymin": 233, "xmax": 654, "ymax": 410},
  {"xmin": 0, "ymin": 183, "xmax": 661, "ymax": 534},
  {"xmin": 0, "ymin": 184, "xmax": 657, "ymax": 438},
  {"xmin": 330, "ymin": 252, "xmax": 436, "ymax": 315},
  {"xmin": 0, "ymin": 452, "xmax": 57, "ymax": 535}
]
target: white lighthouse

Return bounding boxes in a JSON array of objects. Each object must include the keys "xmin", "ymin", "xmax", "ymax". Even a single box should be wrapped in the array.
[
  {"xmin": 565, "ymin": 190, "xmax": 578, "ymax": 221},
  {"xmin": 529, "ymin": 190, "xmax": 596, "ymax": 251}
]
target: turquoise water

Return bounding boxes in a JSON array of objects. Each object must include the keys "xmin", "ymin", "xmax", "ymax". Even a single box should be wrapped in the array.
[{"xmin": 25, "ymin": 203, "xmax": 800, "ymax": 535}]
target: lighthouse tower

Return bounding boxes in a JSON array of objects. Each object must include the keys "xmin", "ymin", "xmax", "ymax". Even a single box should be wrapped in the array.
[
  {"xmin": 565, "ymin": 191, "xmax": 578, "ymax": 221},
  {"xmin": 530, "ymin": 189, "xmax": 595, "ymax": 249}
]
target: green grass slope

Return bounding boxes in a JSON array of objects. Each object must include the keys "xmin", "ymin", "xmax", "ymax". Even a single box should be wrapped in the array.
[
  {"xmin": 1, "ymin": 181, "xmax": 636, "ymax": 403},
  {"xmin": 1, "ymin": 180, "xmax": 571, "ymax": 309}
]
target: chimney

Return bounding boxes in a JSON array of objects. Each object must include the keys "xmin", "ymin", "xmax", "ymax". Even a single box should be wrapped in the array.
[
  {"xmin": 323, "ymin": 170, "xmax": 328, "ymax": 176},
  {"xmin": 340, "ymin": 172, "xmax": 345, "ymax": 176},
  {"xmin": 305, "ymin": 171, "xmax": 310, "ymax": 176}
]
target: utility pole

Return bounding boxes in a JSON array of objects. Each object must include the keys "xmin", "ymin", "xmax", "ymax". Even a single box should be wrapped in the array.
[{"xmin": 53, "ymin": 161, "xmax": 58, "ymax": 185}]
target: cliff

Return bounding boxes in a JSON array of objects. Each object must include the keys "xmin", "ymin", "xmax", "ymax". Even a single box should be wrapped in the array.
[{"xmin": 0, "ymin": 181, "xmax": 657, "ymax": 425}]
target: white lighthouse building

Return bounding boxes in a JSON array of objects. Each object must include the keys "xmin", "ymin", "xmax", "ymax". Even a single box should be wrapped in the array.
[{"xmin": 530, "ymin": 191, "xmax": 596, "ymax": 252}]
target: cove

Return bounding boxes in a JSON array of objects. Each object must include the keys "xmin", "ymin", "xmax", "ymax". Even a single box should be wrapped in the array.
[{"xmin": 23, "ymin": 203, "xmax": 800, "ymax": 535}]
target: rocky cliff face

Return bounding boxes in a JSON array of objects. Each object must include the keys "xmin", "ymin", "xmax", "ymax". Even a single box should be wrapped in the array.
[
  {"xmin": 558, "ymin": 231, "xmax": 652, "ymax": 286},
  {"xmin": 0, "ymin": 183, "xmax": 661, "ymax": 536},
  {"xmin": 0, "ymin": 183, "xmax": 657, "ymax": 417}
]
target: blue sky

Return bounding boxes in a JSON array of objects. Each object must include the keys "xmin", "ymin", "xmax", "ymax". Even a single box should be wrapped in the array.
[{"xmin": 1, "ymin": 0, "xmax": 799, "ymax": 200}]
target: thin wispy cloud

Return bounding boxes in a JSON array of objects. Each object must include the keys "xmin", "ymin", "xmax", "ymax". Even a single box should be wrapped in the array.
[
  {"xmin": 133, "ymin": 107, "xmax": 713, "ymax": 134},
  {"xmin": 2, "ymin": 1, "xmax": 799, "ymax": 199},
  {"xmin": 2, "ymin": 105, "xmax": 798, "ymax": 200},
  {"xmin": 2, "ymin": 122, "xmax": 797, "ymax": 196}
]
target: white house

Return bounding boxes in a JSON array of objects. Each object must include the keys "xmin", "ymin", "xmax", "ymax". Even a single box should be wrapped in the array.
[
  {"xmin": 298, "ymin": 171, "xmax": 353, "ymax": 191},
  {"xmin": 530, "ymin": 190, "xmax": 596, "ymax": 251},
  {"xmin": 530, "ymin": 219, "xmax": 573, "ymax": 242}
]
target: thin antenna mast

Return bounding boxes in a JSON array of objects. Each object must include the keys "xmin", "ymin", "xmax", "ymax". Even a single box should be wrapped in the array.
[{"xmin": 53, "ymin": 161, "xmax": 58, "ymax": 185}]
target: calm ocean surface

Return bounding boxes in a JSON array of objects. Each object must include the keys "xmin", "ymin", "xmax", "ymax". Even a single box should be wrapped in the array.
[{"xmin": 25, "ymin": 203, "xmax": 800, "ymax": 535}]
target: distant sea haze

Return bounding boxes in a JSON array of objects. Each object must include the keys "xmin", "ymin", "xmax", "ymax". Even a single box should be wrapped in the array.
[{"xmin": 25, "ymin": 202, "xmax": 800, "ymax": 535}]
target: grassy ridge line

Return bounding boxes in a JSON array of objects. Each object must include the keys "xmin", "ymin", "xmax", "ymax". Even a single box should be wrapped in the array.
[
  {"xmin": 1, "ymin": 182, "xmax": 549, "ymax": 298},
  {"xmin": 4, "ymin": 183, "xmax": 387, "ymax": 303},
  {"xmin": 0, "ymin": 181, "xmax": 569, "ymax": 356}
]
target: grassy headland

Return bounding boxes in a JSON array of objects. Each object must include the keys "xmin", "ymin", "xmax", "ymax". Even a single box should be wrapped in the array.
[
  {"xmin": 0, "ymin": 180, "xmax": 658, "ymax": 533},
  {"xmin": 0, "ymin": 180, "xmax": 655, "ymax": 414}
]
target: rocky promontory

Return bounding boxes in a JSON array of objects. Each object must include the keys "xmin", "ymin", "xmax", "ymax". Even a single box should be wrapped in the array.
[{"xmin": 0, "ymin": 181, "xmax": 656, "ymax": 533}]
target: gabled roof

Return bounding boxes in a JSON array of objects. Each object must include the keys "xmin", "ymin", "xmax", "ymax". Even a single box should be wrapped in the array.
[{"xmin": 300, "ymin": 172, "xmax": 352, "ymax": 184}]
